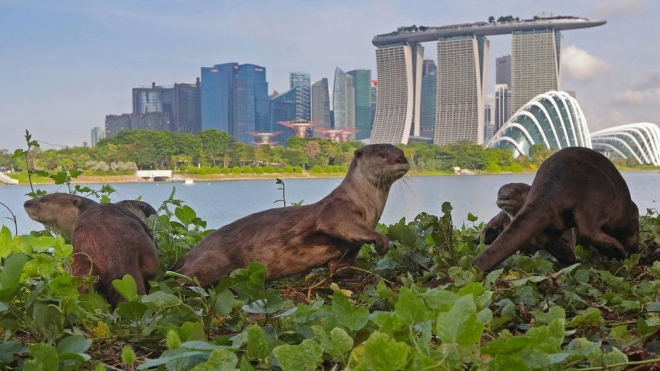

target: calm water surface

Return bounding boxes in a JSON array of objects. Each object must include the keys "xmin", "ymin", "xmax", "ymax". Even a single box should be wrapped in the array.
[{"xmin": 2, "ymin": 172, "xmax": 659, "ymax": 235}]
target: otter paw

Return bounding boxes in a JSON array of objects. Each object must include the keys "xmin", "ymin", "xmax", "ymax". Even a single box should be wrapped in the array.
[{"xmin": 374, "ymin": 234, "xmax": 390, "ymax": 255}]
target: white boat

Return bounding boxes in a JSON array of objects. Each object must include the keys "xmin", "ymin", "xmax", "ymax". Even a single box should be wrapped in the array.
[{"xmin": 184, "ymin": 179, "xmax": 194, "ymax": 185}]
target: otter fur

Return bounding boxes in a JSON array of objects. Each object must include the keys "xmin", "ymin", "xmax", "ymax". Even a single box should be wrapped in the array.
[
  {"xmin": 174, "ymin": 144, "xmax": 410, "ymax": 287},
  {"xmin": 475, "ymin": 183, "xmax": 577, "ymax": 265},
  {"xmin": 471, "ymin": 147, "xmax": 639, "ymax": 272},
  {"xmin": 24, "ymin": 193, "xmax": 159, "ymax": 305}
]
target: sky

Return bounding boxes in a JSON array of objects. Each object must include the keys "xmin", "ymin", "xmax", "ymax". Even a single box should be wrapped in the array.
[{"xmin": 1, "ymin": 0, "xmax": 658, "ymax": 151}]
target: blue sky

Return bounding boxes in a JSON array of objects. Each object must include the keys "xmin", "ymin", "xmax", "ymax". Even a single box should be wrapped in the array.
[{"xmin": 1, "ymin": 0, "xmax": 658, "ymax": 150}]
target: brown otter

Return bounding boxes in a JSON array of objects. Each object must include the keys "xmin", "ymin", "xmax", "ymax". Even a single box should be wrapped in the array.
[
  {"xmin": 173, "ymin": 144, "xmax": 410, "ymax": 287},
  {"xmin": 475, "ymin": 183, "xmax": 577, "ymax": 265},
  {"xmin": 471, "ymin": 147, "xmax": 639, "ymax": 272},
  {"xmin": 24, "ymin": 193, "xmax": 159, "ymax": 305},
  {"xmin": 115, "ymin": 199, "xmax": 158, "ymax": 221}
]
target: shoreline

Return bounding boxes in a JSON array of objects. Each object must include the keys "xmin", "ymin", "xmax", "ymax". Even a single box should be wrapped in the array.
[{"xmin": 1, "ymin": 166, "xmax": 657, "ymax": 186}]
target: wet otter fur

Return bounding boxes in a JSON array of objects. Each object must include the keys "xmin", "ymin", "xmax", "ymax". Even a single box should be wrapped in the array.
[
  {"xmin": 174, "ymin": 144, "xmax": 410, "ymax": 287},
  {"xmin": 471, "ymin": 147, "xmax": 639, "ymax": 272},
  {"xmin": 475, "ymin": 183, "xmax": 577, "ymax": 265},
  {"xmin": 24, "ymin": 193, "xmax": 159, "ymax": 305}
]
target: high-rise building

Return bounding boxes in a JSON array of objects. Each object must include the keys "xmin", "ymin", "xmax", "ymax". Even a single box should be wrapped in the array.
[
  {"xmin": 290, "ymin": 72, "xmax": 311, "ymax": 121},
  {"xmin": 270, "ymin": 89, "xmax": 297, "ymax": 143},
  {"xmin": 173, "ymin": 79, "xmax": 201, "ymax": 133},
  {"xmin": 91, "ymin": 127, "xmax": 105, "ymax": 147},
  {"xmin": 484, "ymin": 104, "xmax": 494, "ymax": 143},
  {"xmin": 332, "ymin": 68, "xmax": 356, "ymax": 131},
  {"xmin": 201, "ymin": 63, "xmax": 269, "ymax": 144},
  {"xmin": 370, "ymin": 44, "xmax": 424, "ymax": 145},
  {"xmin": 234, "ymin": 64, "xmax": 269, "ymax": 144},
  {"xmin": 311, "ymin": 78, "xmax": 331, "ymax": 132},
  {"xmin": 420, "ymin": 59, "xmax": 437, "ymax": 139},
  {"xmin": 201, "ymin": 63, "xmax": 238, "ymax": 133},
  {"xmin": 510, "ymin": 30, "xmax": 561, "ymax": 115},
  {"xmin": 494, "ymin": 84, "xmax": 511, "ymax": 133},
  {"xmin": 370, "ymin": 81, "xmax": 377, "ymax": 128},
  {"xmin": 495, "ymin": 55, "xmax": 511, "ymax": 85},
  {"xmin": 348, "ymin": 69, "xmax": 372, "ymax": 140},
  {"xmin": 434, "ymin": 35, "xmax": 489, "ymax": 145},
  {"xmin": 133, "ymin": 83, "xmax": 174, "ymax": 118},
  {"xmin": 105, "ymin": 114, "xmax": 131, "ymax": 137}
]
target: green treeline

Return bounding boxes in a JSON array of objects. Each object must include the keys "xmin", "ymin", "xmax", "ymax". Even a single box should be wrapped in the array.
[{"xmin": 0, "ymin": 129, "xmax": 641, "ymax": 176}]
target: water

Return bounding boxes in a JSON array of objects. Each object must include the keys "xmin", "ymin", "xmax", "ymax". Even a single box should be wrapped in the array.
[{"xmin": 2, "ymin": 172, "xmax": 659, "ymax": 235}]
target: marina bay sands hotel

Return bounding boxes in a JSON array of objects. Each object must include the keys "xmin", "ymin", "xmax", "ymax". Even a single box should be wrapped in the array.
[{"xmin": 369, "ymin": 15, "xmax": 605, "ymax": 145}]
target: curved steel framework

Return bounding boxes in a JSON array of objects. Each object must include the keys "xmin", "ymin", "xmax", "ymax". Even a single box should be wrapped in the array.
[
  {"xmin": 591, "ymin": 123, "xmax": 660, "ymax": 166},
  {"xmin": 486, "ymin": 90, "xmax": 592, "ymax": 157}
]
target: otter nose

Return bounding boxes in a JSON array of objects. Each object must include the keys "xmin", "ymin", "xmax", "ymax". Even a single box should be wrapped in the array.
[
  {"xmin": 24, "ymin": 200, "xmax": 33, "ymax": 208},
  {"xmin": 396, "ymin": 156, "xmax": 408, "ymax": 164}
]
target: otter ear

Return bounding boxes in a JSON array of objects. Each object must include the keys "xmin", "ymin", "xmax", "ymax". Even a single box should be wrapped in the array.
[
  {"xmin": 72, "ymin": 197, "xmax": 82, "ymax": 207},
  {"xmin": 354, "ymin": 147, "xmax": 364, "ymax": 158}
]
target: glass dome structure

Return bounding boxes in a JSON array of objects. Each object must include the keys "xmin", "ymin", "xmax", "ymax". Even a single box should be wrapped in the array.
[
  {"xmin": 591, "ymin": 123, "xmax": 660, "ymax": 166},
  {"xmin": 486, "ymin": 90, "xmax": 592, "ymax": 157}
]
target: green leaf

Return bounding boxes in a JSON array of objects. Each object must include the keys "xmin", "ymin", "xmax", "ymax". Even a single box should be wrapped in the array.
[
  {"xmin": 191, "ymin": 349, "xmax": 238, "ymax": 371},
  {"xmin": 566, "ymin": 307, "xmax": 605, "ymax": 328},
  {"xmin": 116, "ymin": 301, "xmax": 148, "ymax": 320},
  {"xmin": 24, "ymin": 343, "xmax": 59, "ymax": 371},
  {"xmin": 215, "ymin": 290, "xmax": 234, "ymax": 316},
  {"xmin": 436, "ymin": 295, "xmax": 484, "ymax": 347},
  {"xmin": 0, "ymin": 340, "xmax": 23, "ymax": 364},
  {"xmin": 0, "ymin": 252, "xmax": 28, "ymax": 290},
  {"xmin": 646, "ymin": 302, "xmax": 660, "ymax": 312},
  {"xmin": 245, "ymin": 325, "xmax": 270, "ymax": 362},
  {"xmin": 273, "ymin": 339, "xmax": 322, "ymax": 371},
  {"xmin": 56, "ymin": 334, "xmax": 92, "ymax": 354},
  {"xmin": 532, "ymin": 306, "xmax": 566, "ymax": 324},
  {"xmin": 175, "ymin": 205, "xmax": 197, "ymax": 225},
  {"xmin": 331, "ymin": 292, "xmax": 369, "ymax": 332},
  {"xmin": 587, "ymin": 346, "xmax": 628, "ymax": 368},
  {"xmin": 141, "ymin": 291, "xmax": 181, "ymax": 310},
  {"xmin": 112, "ymin": 274, "xmax": 139, "ymax": 302},
  {"xmin": 361, "ymin": 331, "xmax": 410, "ymax": 371},
  {"xmin": 0, "ymin": 226, "xmax": 13, "ymax": 258},
  {"xmin": 312, "ymin": 325, "xmax": 354, "ymax": 358},
  {"xmin": 394, "ymin": 287, "xmax": 429, "ymax": 324},
  {"xmin": 422, "ymin": 289, "xmax": 459, "ymax": 310}
]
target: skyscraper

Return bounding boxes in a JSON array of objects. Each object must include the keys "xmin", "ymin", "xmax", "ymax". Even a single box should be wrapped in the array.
[
  {"xmin": 494, "ymin": 84, "xmax": 511, "ymax": 133},
  {"xmin": 370, "ymin": 43, "xmax": 424, "ymax": 145},
  {"xmin": 348, "ymin": 69, "xmax": 372, "ymax": 140},
  {"xmin": 132, "ymin": 82, "xmax": 174, "ymax": 118},
  {"xmin": 289, "ymin": 72, "xmax": 311, "ymax": 121},
  {"xmin": 234, "ymin": 64, "xmax": 269, "ymax": 144},
  {"xmin": 201, "ymin": 63, "xmax": 238, "ymax": 133},
  {"xmin": 173, "ymin": 80, "xmax": 201, "ymax": 134},
  {"xmin": 311, "ymin": 78, "xmax": 331, "ymax": 131},
  {"xmin": 420, "ymin": 59, "xmax": 437, "ymax": 139},
  {"xmin": 201, "ymin": 63, "xmax": 269, "ymax": 144},
  {"xmin": 270, "ymin": 89, "xmax": 297, "ymax": 144},
  {"xmin": 510, "ymin": 30, "xmax": 561, "ymax": 115},
  {"xmin": 495, "ymin": 55, "xmax": 511, "ymax": 85},
  {"xmin": 332, "ymin": 68, "xmax": 356, "ymax": 131},
  {"xmin": 434, "ymin": 35, "xmax": 489, "ymax": 145},
  {"xmin": 91, "ymin": 127, "xmax": 105, "ymax": 147}
]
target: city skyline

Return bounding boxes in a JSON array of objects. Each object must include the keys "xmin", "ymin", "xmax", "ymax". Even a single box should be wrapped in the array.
[{"xmin": 1, "ymin": 0, "xmax": 658, "ymax": 150}]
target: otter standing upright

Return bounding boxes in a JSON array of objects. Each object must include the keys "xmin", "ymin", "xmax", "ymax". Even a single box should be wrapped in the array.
[
  {"xmin": 472, "ymin": 147, "xmax": 639, "ymax": 272},
  {"xmin": 174, "ymin": 144, "xmax": 410, "ymax": 287}
]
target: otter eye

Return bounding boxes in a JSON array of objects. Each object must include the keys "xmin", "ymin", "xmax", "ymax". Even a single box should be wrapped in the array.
[
  {"xmin": 39, "ymin": 198, "xmax": 47, "ymax": 204},
  {"xmin": 378, "ymin": 153, "xmax": 387, "ymax": 159}
]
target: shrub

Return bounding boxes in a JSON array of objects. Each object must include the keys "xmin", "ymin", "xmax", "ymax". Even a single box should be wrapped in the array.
[
  {"xmin": 254, "ymin": 167, "xmax": 264, "ymax": 174},
  {"xmin": 231, "ymin": 166, "xmax": 242, "ymax": 174},
  {"xmin": 242, "ymin": 165, "xmax": 253, "ymax": 174},
  {"xmin": 283, "ymin": 165, "xmax": 293, "ymax": 173},
  {"xmin": 293, "ymin": 166, "xmax": 303, "ymax": 173},
  {"xmin": 220, "ymin": 167, "xmax": 230, "ymax": 175},
  {"xmin": 263, "ymin": 166, "xmax": 274, "ymax": 173},
  {"xmin": 311, "ymin": 165, "xmax": 323, "ymax": 174}
]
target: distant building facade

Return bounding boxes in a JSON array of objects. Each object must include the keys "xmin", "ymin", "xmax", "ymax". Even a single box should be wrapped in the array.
[
  {"xmin": 348, "ymin": 69, "xmax": 372, "ymax": 140},
  {"xmin": 173, "ymin": 80, "xmax": 201, "ymax": 133},
  {"xmin": 333, "ymin": 68, "xmax": 356, "ymax": 132},
  {"xmin": 510, "ymin": 30, "xmax": 561, "ymax": 115},
  {"xmin": 370, "ymin": 44, "xmax": 424, "ymax": 145},
  {"xmin": 434, "ymin": 35, "xmax": 489, "ymax": 145},
  {"xmin": 201, "ymin": 62, "xmax": 269, "ymax": 144},
  {"xmin": 420, "ymin": 59, "xmax": 437, "ymax": 139},
  {"xmin": 290, "ymin": 72, "xmax": 311, "ymax": 121},
  {"xmin": 495, "ymin": 55, "xmax": 511, "ymax": 85},
  {"xmin": 270, "ymin": 89, "xmax": 297, "ymax": 143},
  {"xmin": 91, "ymin": 127, "xmax": 105, "ymax": 147},
  {"xmin": 311, "ymin": 78, "xmax": 332, "ymax": 133},
  {"xmin": 494, "ymin": 84, "xmax": 511, "ymax": 133}
]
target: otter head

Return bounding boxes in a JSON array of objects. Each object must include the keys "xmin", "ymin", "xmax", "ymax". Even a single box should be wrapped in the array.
[
  {"xmin": 495, "ymin": 183, "xmax": 531, "ymax": 218},
  {"xmin": 23, "ymin": 193, "xmax": 98, "ymax": 235},
  {"xmin": 115, "ymin": 200, "xmax": 158, "ymax": 222},
  {"xmin": 353, "ymin": 144, "xmax": 410, "ymax": 188}
]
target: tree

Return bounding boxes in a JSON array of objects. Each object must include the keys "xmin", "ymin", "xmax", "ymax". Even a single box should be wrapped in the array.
[{"xmin": 488, "ymin": 16, "xmax": 495, "ymax": 23}]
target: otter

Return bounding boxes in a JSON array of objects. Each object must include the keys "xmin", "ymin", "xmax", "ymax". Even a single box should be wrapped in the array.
[
  {"xmin": 471, "ymin": 147, "xmax": 639, "ymax": 272},
  {"xmin": 115, "ymin": 199, "xmax": 158, "ymax": 221},
  {"xmin": 475, "ymin": 183, "xmax": 577, "ymax": 265},
  {"xmin": 174, "ymin": 144, "xmax": 410, "ymax": 287},
  {"xmin": 23, "ymin": 193, "xmax": 159, "ymax": 306}
]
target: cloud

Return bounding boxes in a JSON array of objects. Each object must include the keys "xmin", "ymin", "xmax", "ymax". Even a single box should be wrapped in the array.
[
  {"xmin": 590, "ymin": 0, "xmax": 646, "ymax": 19},
  {"xmin": 615, "ymin": 68, "xmax": 660, "ymax": 105},
  {"xmin": 561, "ymin": 46, "xmax": 612, "ymax": 80}
]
